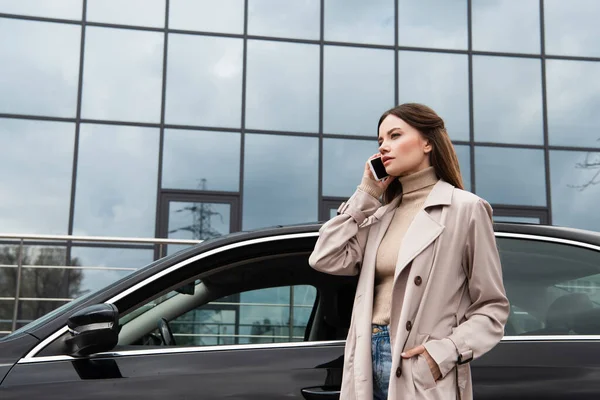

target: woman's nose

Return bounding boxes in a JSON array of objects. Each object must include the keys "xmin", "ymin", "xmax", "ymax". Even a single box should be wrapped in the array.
[{"xmin": 379, "ymin": 144, "xmax": 388, "ymax": 154}]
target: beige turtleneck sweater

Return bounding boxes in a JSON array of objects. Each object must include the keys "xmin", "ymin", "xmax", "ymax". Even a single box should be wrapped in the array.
[{"xmin": 358, "ymin": 166, "xmax": 439, "ymax": 325}]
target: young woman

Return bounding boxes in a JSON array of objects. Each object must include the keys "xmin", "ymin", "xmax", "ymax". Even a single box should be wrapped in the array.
[{"xmin": 309, "ymin": 103, "xmax": 509, "ymax": 400}]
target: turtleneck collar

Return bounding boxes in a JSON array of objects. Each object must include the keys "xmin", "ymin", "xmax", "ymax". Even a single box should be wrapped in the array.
[{"xmin": 398, "ymin": 166, "xmax": 438, "ymax": 194}]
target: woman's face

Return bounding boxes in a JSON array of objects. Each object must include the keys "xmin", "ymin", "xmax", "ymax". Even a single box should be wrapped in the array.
[{"xmin": 377, "ymin": 114, "xmax": 432, "ymax": 177}]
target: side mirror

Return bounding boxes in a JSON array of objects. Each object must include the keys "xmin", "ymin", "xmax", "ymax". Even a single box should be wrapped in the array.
[{"xmin": 65, "ymin": 303, "xmax": 119, "ymax": 357}]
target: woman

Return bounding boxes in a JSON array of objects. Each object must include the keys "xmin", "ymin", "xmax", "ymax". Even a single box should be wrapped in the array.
[{"xmin": 309, "ymin": 103, "xmax": 509, "ymax": 400}]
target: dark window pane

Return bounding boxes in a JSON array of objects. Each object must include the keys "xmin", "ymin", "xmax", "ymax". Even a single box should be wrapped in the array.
[
  {"xmin": 550, "ymin": 150, "xmax": 600, "ymax": 232},
  {"xmin": 473, "ymin": 56, "xmax": 543, "ymax": 145},
  {"xmin": 398, "ymin": 0, "xmax": 467, "ymax": 50},
  {"xmin": 169, "ymin": 0, "xmax": 244, "ymax": 34},
  {"xmin": 16, "ymin": 300, "xmax": 68, "ymax": 328},
  {"xmin": 0, "ymin": 119, "xmax": 74, "ymax": 234},
  {"xmin": 454, "ymin": 144, "xmax": 471, "ymax": 192},
  {"xmin": 325, "ymin": 0, "xmax": 394, "ymax": 45},
  {"xmin": 73, "ymin": 124, "xmax": 159, "ymax": 237},
  {"xmin": 472, "ymin": 0, "xmax": 540, "ymax": 54},
  {"xmin": 323, "ymin": 138, "xmax": 375, "ymax": 197},
  {"xmin": 87, "ymin": 0, "xmax": 165, "ymax": 27},
  {"xmin": 0, "ymin": 300, "xmax": 13, "ymax": 335},
  {"xmin": 398, "ymin": 51, "xmax": 469, "ymax": 141},
  {"xmin": 0, "ymin": 18, "xmax": 80, "ymax": 117},
  {"xmin": 249, "ymin": 0, "xmax": 319, "ymax": 40},
  {"xmin": 324, "ymin": 46, "xmax": 394, "ymax": 135},
  {"xmin": 81, "ymin": 27, "xmax": 163, "ymax": 123},
  {"xmin": 0, "ymin": 1, "xmax": 82, "ymax": 19},
  {"xmin": 547, "ymin": 60, "xmax": 600, "ymax": 148},
  {"xmin": 243, "ymin": 134, "xmax": 318, "ymax": 230},
  {"xmin": 246, "ymin": 41, "xmax": 319, "ymax": 132},
  {"xmin": 545, "ymin": 0, "xmax": 600, "ymax": 57},
  {"xmin": 162, "ymin": 129, "xmax": 240, "ymax": 191},
  {"xmin": 165, "ymin": 34, "xmax": 243, "ymax": 128},
  {"xmin": 475, "ymin": 147, "xmax": 546, "ymax": 206}
]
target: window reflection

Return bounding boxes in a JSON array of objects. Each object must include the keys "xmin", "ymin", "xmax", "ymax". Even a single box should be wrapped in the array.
[
  {"xmin": 166, "ymin": 34, "xmax": 243, "ymax": 128},
  {"xmin": 472, "ymin": 0, "xmax": 540, "ymax": 54},
  {"xmin": 398, "ymin": 0, "xmax": 467, "ymax": 50},
  {"xmin": 550, "ymin": 150, "xmax": 600, "ymax": 232},
  {"xmin": 81, "ymin": 27, "xmax": 163, "ymax": 123},
  {"xmin": 249, "ymin": 0, "xmax": 319, "ymax": 40},
  {"xmin": 325, "ymin": 0, "xmax": 394, "ymax": 45},
  {"xmin": 169, "ymin": 0, "xmax": 244, "ymax": 34},
  {"xmin": 0, "ymin": 300, "xmax": 13, "ymax": 335},
  {"xmin": 473, "ymin": 56, "xmax": 543, "ymax": 145},
  {"xmin": 0, "ymin": 18, "xmax": 80, "ymax": 117},
  {"xmin": 545, "ymin": 0, "xmax": 600, "ymax": 57},
  {"xmin": 475, "ymin": 146, "xmax": 546, "ymax": 206},
  {"xmin": 324, "ymin": 46, "xmax": 394, "ymax": 135},
  {"xmin": 0, "ymin": 119, "xmax": 74, "ymax": 234},
  {"xmin": 454, "ymin": 144, "xmax": 471, "ymax": 192},
  {"xmin": 323, "ymin": 138, "xmax": 375, "ymax": 197},
  {"xmin": 546, "ymin": 60, "xmax": 600, "ymax": 148},
  {"xmin": 73, "ymin": 124, "xmax": 159, "ymax": 237},
  {"xmin": 243, "ymin": 134, "xmax": 318, "ymax": 230},
  {"xmin": 0, "ymin": 0, "xmax": 82, "ymax": 19},
  {"xmin": 246, "ymin": 40, "xmax": 319, "ymax": 132},
  {"xmin": 86, "ymin": 0, "xmax": 165, "ymax": 27},
  {"xmin": 398, "ymin": 51, "xmax": 469, "ymax": 141}
]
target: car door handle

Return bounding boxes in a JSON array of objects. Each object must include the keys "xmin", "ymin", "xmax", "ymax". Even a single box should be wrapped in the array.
[{"xmin": 300, "ymin": 387, "xmax": 340, "ymax": 400}]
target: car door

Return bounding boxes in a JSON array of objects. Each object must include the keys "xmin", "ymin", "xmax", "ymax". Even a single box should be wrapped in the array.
[{"xmin": 1, "ymin": 232, "xmax": 354, "ymax": 400}]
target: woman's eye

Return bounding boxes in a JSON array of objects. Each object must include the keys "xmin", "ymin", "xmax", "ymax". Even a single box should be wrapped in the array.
[{"xmin": 391, "ymin": 133, "xmax": 400, "ymax": 138}]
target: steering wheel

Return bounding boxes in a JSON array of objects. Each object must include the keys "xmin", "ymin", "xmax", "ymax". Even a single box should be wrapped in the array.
[{"xmin": 158, "ymin": 318, "xmax": 176, "ymax": 346}]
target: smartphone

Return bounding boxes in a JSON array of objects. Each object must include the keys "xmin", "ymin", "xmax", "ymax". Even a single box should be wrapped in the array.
[{"xmin": 369, "ymin": 157, "xmax": 389, "ymax": 181}]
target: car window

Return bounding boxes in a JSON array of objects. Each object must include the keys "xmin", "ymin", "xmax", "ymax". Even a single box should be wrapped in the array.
[{"xmin": 500, "ymin": 236, "xmax": 600, "ymax": 336}]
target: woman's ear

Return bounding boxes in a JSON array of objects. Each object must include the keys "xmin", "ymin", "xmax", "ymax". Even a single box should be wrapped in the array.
[{"xmin": 424, "ymin": 140, "xmax": 432, "ymax": 154}]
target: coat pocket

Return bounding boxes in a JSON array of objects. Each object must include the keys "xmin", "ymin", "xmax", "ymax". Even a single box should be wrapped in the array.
[{"xmin": 413, "ymin": 354, "xmax": 437, "ymax": 391}]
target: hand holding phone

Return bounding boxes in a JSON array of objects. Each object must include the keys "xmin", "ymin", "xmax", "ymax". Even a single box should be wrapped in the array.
[{"xmin": 368, "ymin": 156, "xmax": 389, "ymax": 181}]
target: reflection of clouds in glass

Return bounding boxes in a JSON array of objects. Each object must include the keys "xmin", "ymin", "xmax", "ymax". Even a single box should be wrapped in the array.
[
  {"xmin": 0, "ymin": 0, "xmax": 82, "ymax": 19},
  {"xmin": 398, "ymin": 0, "xmax": 467, "ymax": 50},
  {"xmin": 73, "ymin": 124, "xmax": 159, "ymax": 237},
  {"xmin": 475, "ymin": 147, "xmax": 546, "ymax": 206},
  {"xmin": 249, "ymin": 0, "xmax": 319, "ymax": 40},
  {"xmin": 243, "ymin": 134, "xmax": 318, "ymax": 230},
  {"xmin": 325, "ymin": 0, "xmax": 394, "ymax": 45},
  {"xmin": 454, "ymin": 144, "xmax": 471, "ymax": 192},
  {"xmin": 0, "ymin": 18, "xmax": 80, "ymax": 117},
  {"xmin": 323, "ymin": 138, "xmax": 375, "ymax": 197},
  {"xmin": 162, "ymin": 129, "xmax": 240, "ymax": 191},
  {"xmin": 545, "ymin": 0, "xmax": 600, "ymax": 57},
  {"xmin": 81, "ymin": 27, "xmax": 163, "ymax": 123},
  {"xmin": 473, "ymin": 56, "xmax": 543, "ymax": 145},
  {"xmin": 165, "ymin": 34, "xmax": 243, "ymax": 128},
  {"xmin": 547, "ymin": 60, "xmax": 600, "ymax": 148},
  {"xmin": 246, "ymin": 40, "xmax": 319, "ymax": 132},
  {"xmin": 169, "ymin": 0, "xmax": 244, "ymax": 34},
  {"xmin": 472, "ymin": 0, "xmax": 540, "ymax": 54},
  {"xmin": 0, "ymin": 119, "xmax": 74, "ymax": 234},
  {"xmin": 86, "ymin": 0, "xmax": 165, "ymax": 27},
  {"xmin": 324, "ymin": 46, "xmax": 394, "ymax": 135},
  {"xmin": 550, "ymin": 150, "xmax": 600, "ymax": 231},
  {"xmin": 398, "ymin": 51, "xmax": 469, "ymax": 141}
]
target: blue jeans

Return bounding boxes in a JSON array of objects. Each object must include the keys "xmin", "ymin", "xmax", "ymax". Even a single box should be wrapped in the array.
[{"xmin": 372, "ymin": 324, "xmax": 392, "ymax": 400}]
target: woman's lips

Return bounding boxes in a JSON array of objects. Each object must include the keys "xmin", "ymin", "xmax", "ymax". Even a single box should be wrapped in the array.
[{"xmin": 382, "ymin": 157, "xmax": 393, "ymax": 165}]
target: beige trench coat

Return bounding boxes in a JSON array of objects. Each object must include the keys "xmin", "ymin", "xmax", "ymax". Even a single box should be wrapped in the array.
[{"xmin": 309, "ymin": 180, "xmax": 509, "ymax": 400}]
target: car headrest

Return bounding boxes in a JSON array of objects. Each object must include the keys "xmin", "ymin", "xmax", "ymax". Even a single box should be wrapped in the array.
[
  {"xmin": 546, "ymin": 293, "xmax": 593, "ymax": 329},
  {"xmin": 573, "ymin": 307, "xmax": 600, "ymax": 335}
]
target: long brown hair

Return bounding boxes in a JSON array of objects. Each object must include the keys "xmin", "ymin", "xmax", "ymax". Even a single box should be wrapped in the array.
[{"xmin": 378, "ymin": 103, "xmax": 464, "ymax": 204}]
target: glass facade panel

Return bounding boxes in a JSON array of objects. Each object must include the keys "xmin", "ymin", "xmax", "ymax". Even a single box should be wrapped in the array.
[
  {"xmin": 454, "ymin": 144, "xmax": 471, "ymax": 192},
  {"xmin": 472, "ymin": 0, "xmax": 540, "ymax": 54},
  {"xmin": 249, "ymin": 0, "xmax": 319, "ymax": 40},
  {"xmin": 81, "ymin": 27, "xmax": 163, "ymax": 123},
  {"xmin": 16, "ymin": 300, "xmax": 68, "ymax": 328},
  {"xmin": 324, "ymin": 46, "xmax": 394, "ymax": 136},
  {"xmin": 0, "ymin": 0, "xmax": 82, "ymax": 20},
  {"xmin": 398, "ymin": 51, "xmax": 469, "ymax": 141},
  {"xmin": 0, "ymin": 18, "xmax": 80, "ymax": 117},
  {"xmin": 475, "ymin": 147, "xmax": 546, "ymax": 206},
  {"xmin": 165, "ymin": 34, "xmax": 243, "ymax": 128},
  {"xmin": 243, "ymin": 134, "xmax": 318, "ymax": 230},
  {"xmin": 162, "ymin": 129, "xmax": 241, "ymax": 192},
  {"xmin": 323, "ymin": 138, "xmax": 375, "ymax": 198},
  {"xmin": 168, "ymin": 202, "xmax": 230, "ymax": 240},
  {"xmin": 550, "ymin": 150, "xmax": 600, "ymax": 232},
  {"xmin": 547, "ymin": 60, "xmax": 600, "ymax": 148},
  {"xmin": 169, "ymin": 0, "xmax": 244, "ymax": 34},
  {"xmin": 545, "ymin": 0, "xmax": 600, "ymax": 57},
  {"xmin": 325, "ymin": 0, "xmax": 394, "ymax": 45},
  {"xmin": 246, "ymin": 40, "xmax": 319, "ymax": 132},
  {"xmin": 473, "ymin": 56, "xmax": 543, "ymax": 145},
  {"xmin": 73, "ymin": 124, "xmax": 159, "ymax": 237},
  {"xmin": 86, "ymin": 0, "xmax": 165, "ymax": 27},
  {"xmin": 398, "ymin": 0, "xmax": 467, "ymax": 50},
  {"xmin": 0, "ymin": 119, "xmax": 74, "ymax": 234},
  {"xmin": 493, "ymin": 216, "xmax": 541, "ymax": 224},
  {"xmin": 0, "ymin": 300, "xmax": 13, "ymax": 335}
]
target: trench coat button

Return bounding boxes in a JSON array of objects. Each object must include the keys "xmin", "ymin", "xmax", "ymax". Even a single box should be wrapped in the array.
[
  {"xmin": 396, "ymin": 366, "xmax": 402, "ymax": 377},
  {"xmin": 414, "ymin": 276, "xmax": 422, "ymax": 286},
  {"xmin": 406, "ymin": 321, "xmax": 412, "ymax": 331}
]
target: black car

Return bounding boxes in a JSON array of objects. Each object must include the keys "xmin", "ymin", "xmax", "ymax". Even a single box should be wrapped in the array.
[{"xmin": 1, "ymin": 223, "xmax": 600, "ymax": 399}]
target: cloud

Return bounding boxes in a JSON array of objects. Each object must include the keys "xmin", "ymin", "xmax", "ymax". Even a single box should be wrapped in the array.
[
  {"xmin": 169, "ymin": 0, "xmax": 244, "ymax": 34},
  {"xmin": 545, "ymin": 0, "xmax": 600, "ymax": 57},
  {"xmin": 0, "ymin": 0, "xmax": 82, "ymax": 20},
  {"xmin": 86, "ymin": 0, "xmax": 165, "ymax": 27},
  {"xmin": 325, "ymin": 0, "xmax": 394, "ymax": 45},
  {"xmin": 249, "ymin": 0, "xmax": 319, "ymax": 40}
]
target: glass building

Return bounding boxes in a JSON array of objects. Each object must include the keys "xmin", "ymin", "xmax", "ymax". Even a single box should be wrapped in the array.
[{"xmin": 1, "ymin": 0, "xmax": 600, "ymax": 338}]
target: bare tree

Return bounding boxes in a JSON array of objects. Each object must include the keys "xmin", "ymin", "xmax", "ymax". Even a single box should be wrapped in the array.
[{"xmin": 568, "ymin": 149, "xmax": 600, "ymax": 191}]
